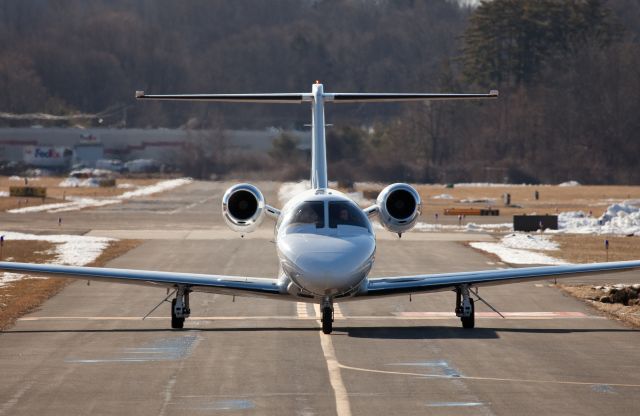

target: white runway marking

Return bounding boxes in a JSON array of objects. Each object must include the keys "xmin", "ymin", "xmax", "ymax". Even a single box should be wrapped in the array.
[
  {"xmin": 311, "ymin": 303, "xmax": 345, "ymax": 319},
  {"xmin": 319, "ymin": 331, "xmax": 352, "ymax": 416},
  {"xmin": 17, "ymin": 311, "xmax": 596, "ymax": 322},
  {"xmin": 302, "ymin": 303, "xmax": 352, "ymax": 415},
  {"xmin": 0, "ymin": 380, "xmax": 35, "ymax": 415},
  {"xmin": 338, "ymin": 362, "xmax": 640, "ymax": 389},
  {"xmin": 395, "ymin": 311, "xmax": 589, "ymax": 319},
  {"xmin": 165, "ymin": 194, "xmax": 218, "ymax": 214},
  {"xmin": 296, "ymin": 302, "xmax": 309, "ymax": 318}
]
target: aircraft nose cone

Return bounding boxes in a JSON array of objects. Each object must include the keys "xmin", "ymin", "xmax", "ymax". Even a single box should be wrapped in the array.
[{"xmin": 278, "ymin": 233, "xmax": 375, "ymax": 295}]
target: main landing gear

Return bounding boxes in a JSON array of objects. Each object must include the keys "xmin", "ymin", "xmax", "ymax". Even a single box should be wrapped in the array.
[
  {"xmin": 455, "ymin": 285, "xmax": 475, "ymax": 329},
  {"xmin": 321, "ymin": 297, "xmax": 334, "ymax": 334},
  {"xmin": 171, "ymin": 286, "xmax": 191, "ymax": 329}
]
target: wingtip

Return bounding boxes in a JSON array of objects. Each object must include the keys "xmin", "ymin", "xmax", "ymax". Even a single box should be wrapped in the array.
[
  {"xmin": 489, "ymin": 89, "xmax": 499, "ymax": 97},
  {"xmin": 135, "ymin": 90, "xmax": 145, "ymax": 99}
]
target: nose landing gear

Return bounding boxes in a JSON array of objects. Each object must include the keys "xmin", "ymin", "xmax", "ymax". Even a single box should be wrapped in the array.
[
  {"xmin": 321, "ymin": 297, "xmax": 334, "ymax": 334},
  {"xmin": 171, "ymin": 285, "xmax": 191, "ymax": 329},
  {"xmin": 455, "ymin": 285, "xmax": 475, "ymax": 329}
]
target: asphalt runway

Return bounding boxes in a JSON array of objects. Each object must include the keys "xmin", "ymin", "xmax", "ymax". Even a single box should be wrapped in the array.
[{"xmin": 1, "ymin": 181, "xmax": 639, "ymax": 415}]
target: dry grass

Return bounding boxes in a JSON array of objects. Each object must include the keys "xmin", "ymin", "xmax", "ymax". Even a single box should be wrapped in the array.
[
  {"xmin": 357, "ymin": 184, "xmax": 640, "ymax": 219},
  {"xmin": 0, "ymin": 239, "xmax": 141, "ymax": 330},
  {"xmin": 559, "ymin": 285, "xmax": 640, "ymax": 327},
  {"xmin": 555, "ymin": 234, "xmax": 640, "ymax": 327},
  {"xmin": 553, "ymin": 234, "xmax": 640, "ymax": 264}
]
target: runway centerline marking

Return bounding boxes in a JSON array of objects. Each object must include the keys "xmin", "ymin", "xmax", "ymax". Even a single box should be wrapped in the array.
[
  {"xmin": 319, "ymin": 332, "xmax": 352, "ymax": 416},
  {"xmin": 305, "ymin": 302, "xmax": 351, "ymax": 415}
]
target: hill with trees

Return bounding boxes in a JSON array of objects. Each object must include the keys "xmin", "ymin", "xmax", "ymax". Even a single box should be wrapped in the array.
[{"xmin": 0, "ymin": 0, "xmax": 638, "ymax": 183}]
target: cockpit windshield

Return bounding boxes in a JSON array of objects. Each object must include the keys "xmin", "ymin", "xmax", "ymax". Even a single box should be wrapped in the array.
[
  {"xmin": 282, "ymin": 201, "xmax": 324, "ymax": 232},
  {"xmin": 329, "ymin": 201, "xmax": 369, "ymax": 230}
]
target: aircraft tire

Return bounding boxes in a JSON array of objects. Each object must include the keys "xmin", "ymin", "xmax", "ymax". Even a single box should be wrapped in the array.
[
  {"xmin": 461, "ymin": 298, "xmax": 475, "ymax": 329},
  {"xmin": 322, "ymin": 307, "xmax": 333, "ymax": 334},
  {"xmin": 171, "ymin": 299, "xmax": 185, "ymax": 329}
]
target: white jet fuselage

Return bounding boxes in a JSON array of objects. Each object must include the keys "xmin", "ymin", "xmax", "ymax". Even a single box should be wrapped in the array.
[{"xmin": 276, "ymin": 189, "xmax": 376, "ymax": 297}]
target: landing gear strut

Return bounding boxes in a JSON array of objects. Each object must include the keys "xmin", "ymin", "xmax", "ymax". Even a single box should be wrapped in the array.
[
  {"xmin": 171, "ymin": 285, "xmax": 191, "ymax": 329},
  {"xmin": 455, "ymin": 285, "xmax": 475, "ymax": 329},
  {"xmin": 321, "ymin": 297, "xmax": 333, "ymax": 334}
]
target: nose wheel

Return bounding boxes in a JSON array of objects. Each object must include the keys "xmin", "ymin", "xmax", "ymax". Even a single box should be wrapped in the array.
[{"xmin": 321, "ymin": 298, "xmax": 333, "ymax": 334}]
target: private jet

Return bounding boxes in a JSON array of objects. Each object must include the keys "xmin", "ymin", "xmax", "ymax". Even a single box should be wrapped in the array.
[{"xmin": 2, "ymin": 82, "xmax": 640, "ymax": 334}]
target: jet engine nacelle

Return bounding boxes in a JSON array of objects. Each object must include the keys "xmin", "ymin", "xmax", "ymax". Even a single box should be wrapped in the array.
[
  {"xmin": 222, "ymin": 183, "xmax": 266, "ymax": 233},
  {"xmin": 376, "ymin": 183, "xmax": 422, "ymax": 234}
]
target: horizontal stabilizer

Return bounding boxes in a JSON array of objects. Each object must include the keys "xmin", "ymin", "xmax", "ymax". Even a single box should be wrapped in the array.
[
  {"xmin": 135, "ymin": 89, "xmax": 498, "ymax": 104},
  {"xmin": 136, "ymin": 91, "xmax": 308, "ymax": 104},
  {"xmin": 328, "ymin": 90, "xmax": 498, "ymax": 103}
]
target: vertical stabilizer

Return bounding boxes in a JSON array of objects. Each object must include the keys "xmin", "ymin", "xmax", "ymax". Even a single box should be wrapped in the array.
[{"xmin": 310, "ymin": 83, "xmax": 328, "ymax": 189}]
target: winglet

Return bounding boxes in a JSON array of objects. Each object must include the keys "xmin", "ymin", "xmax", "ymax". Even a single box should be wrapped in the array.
[
  {"xmin": 135, "ymin": 90, "xmax": 145, "ymax": 99},
  {"xmin": 489, "ymin": 89, "xmax": 499, "ymax": 97}
]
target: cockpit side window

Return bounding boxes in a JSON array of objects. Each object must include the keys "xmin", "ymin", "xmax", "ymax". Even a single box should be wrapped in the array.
[
  {"xmin": 286, "ymin": 201, "xmax": 325, "ymax": 229},
  {"xmin": 329, "ymin": 201, "xmax": 369, "ymax": 229}
]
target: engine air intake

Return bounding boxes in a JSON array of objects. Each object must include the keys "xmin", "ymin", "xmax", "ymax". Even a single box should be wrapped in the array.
[
  {"xmin": 222, "ymin": 183, "xmax": 266, "ymax": 233},
  {"xmin": 228, "ymin": 190, "xmax": 259, "ymax": 221},
  {"xmin": 376, "ymin": 183, "xmax": 421, "ymax": 233}
]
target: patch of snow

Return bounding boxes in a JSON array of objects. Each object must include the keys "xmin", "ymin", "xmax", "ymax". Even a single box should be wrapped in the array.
[
  {"xmin": 0, "ymin": 272, "xmax": 29, "ymax": 286},
  {"xmin": 432, "ymin": 194, "xmax": 454, "ymax": 200},
  {"xmin": 558, "ymin": 180, "xmax": 580, "ymax": 187},
  {"xmin": 8, "ymin": 176, "xmax": 39, "ymax": 182},
  {"xmin": 59, "ymin": 177, "xmax": 102, "ymax": 188},
  {"xmin": 557, "ymin": 201, "xmax": 640, "ymax": 236},
  {"xmin": 465, "ymin": 222, "xmax": 513, "ymax": 232},
  {"xmin": 116, "ymin": 183, "xmax": 136, "ymax": 189},
  {"xmin": 501, "ymin": 233, "xmax": 559, "ymax": 251},
  {"xmin": 469, "ymin": 232, "xmax": 565, "ymax": 265},
  {"xmin": 454, "ymin": 183, "xmax": 531, "ymax": 187},
  {"xmin": 0, "ymin": 231, "xmax": 113, "ymax": 286},
  {"xmin": 8, "ymin": 178, "xmax": 192, "ymax": 214},
  {"xmin": 278, "ymin": 181, "xmax": 310, "ymax": 204},
  {"xmin": 345, "ymin": 191, "xmax": 373, "ymax": 206},
  {"xmin": 460, "ymin": 198, "xmax": 496, "ymax": 204},
  {"xmin": 117, "ymin": 178, "xmax": 192, "ymax": 200},
  {"xmin": 69, "ymin": 168, "xmax": 113, "ymax": 178},
  {"xmin": 414, "ymin": 223, "xmax": 460, "ymax": 232},
  {"xmin": 412, "ymin": 222, "xmax": 512, "ymax": 233},
  {"xmin": 470, "ymin": 242, "xmax": 566, "ymax": 265}
]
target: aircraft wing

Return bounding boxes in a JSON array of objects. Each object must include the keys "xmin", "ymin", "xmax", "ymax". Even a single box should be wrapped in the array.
[
  {"xmin": 0, "ymin": 262, "xmax": 283, "ymax": 299},
  {"xmin": 361, "ymin": 260, "xmax": 640, "ymax": 297}
]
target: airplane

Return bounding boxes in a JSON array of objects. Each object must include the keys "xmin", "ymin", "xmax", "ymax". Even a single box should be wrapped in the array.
[{"xmin": 2, "ymin": 82, "xmax": 640, "ymax": 334}]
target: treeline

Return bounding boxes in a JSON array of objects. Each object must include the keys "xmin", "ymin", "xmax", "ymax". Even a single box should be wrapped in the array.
[
  {"xmin": 1, "ymin": 0, "xmax": 640, "ymax": 183},
  {"xmin": 0, "ymin": 0, "xmax": 468, "ymax": 128}
]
